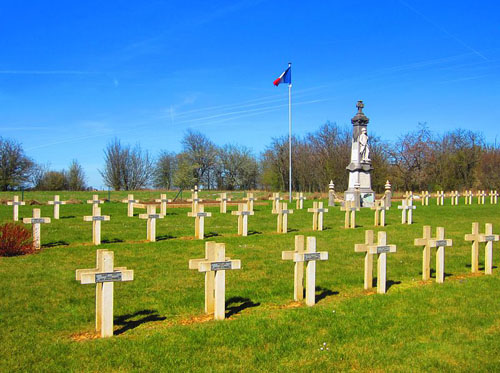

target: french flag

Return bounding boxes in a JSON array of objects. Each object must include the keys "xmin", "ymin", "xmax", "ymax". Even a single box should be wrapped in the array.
[{"xmin": 273, "ymin": 65, "xmax": 291, "ymax": 86}]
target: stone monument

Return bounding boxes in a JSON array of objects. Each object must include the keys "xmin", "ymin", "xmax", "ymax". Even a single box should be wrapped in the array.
[{"xmin": 344, "ymin": 101, "xmax": 375, "ymax": 207}]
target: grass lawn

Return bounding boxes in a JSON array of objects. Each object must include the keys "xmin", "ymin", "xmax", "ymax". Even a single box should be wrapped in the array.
[{"xmin": 1, "ymin": 190, "xmax": 500, "ymax": 372}]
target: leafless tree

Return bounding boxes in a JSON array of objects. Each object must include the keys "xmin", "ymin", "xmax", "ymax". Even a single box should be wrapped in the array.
[{"xmin": 0, "ymin": 137, "xmax": 34, "ymax": 191}]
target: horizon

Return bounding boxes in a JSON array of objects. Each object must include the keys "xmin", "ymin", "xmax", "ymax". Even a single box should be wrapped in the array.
[{"xmin": 1, "ymin": 1, "xmax": 499, "ymax": 187}]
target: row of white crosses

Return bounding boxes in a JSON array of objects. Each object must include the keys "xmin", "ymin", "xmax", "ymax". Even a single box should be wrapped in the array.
[
  {"xmin": 420, "ymin": 191, "xmax": 430, "ymax": 206},
  {"xmin": 398, "ymin": 198, "xmax": 416, "ymax": 225}
]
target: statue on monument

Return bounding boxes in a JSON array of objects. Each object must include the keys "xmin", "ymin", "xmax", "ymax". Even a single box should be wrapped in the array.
[{"xmin": 359, "ymin": 128, "xmax": 370, "ymax": 163}]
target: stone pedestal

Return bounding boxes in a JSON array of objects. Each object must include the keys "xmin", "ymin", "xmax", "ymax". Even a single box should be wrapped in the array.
[{"xmin": 344, "ymin": 101, "xmax": 375, "ymax": 207}]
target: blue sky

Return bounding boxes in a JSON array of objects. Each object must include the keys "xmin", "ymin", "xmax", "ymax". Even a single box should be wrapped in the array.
[{"xmin": 1, "ymin": 0, "xmax": 499, "ymax": 188}]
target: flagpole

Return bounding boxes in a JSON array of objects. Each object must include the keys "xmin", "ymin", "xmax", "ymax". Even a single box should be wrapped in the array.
[{"xmin": 288, "ymin": 62, "xmax": 292, "ymax": 202}]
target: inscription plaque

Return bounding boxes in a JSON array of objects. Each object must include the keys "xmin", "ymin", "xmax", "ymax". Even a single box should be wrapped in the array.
[
  {"xmin": 93, "ymin": 216, "xmax": 105, "ymax": 221},
  {"xmin": 211, "ymin": 261, "xmax": 232, "ymax": 271},
  {"xmin": 484, "ymin": 235, "xmax": 497, "ymax": 242},
  {"xmin": 95, "ymin": 272, "xmax": 122, "ymax": 283},
  {"xmin": 304, "ymin": 253, "xmax": 321, "ymax": 261},
  {"xmin": 376, "ymin": 245, "xmax": 391, "ymax": 254},
  {"xmin": 435, "ymin": 240, "xmax": 448, "ymax": 246},
  {"xmin": 148, "ymin": 214, "xmax": 160, "ymax": 219},
  {"xmin": 30, "ymin": 218, "xmax": 47, "ymax": 224}
]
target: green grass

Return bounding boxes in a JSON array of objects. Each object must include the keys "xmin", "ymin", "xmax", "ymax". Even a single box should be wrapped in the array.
[{"xmin": 1, "ymin": 191, "xmax": 500, "ymax": 372}]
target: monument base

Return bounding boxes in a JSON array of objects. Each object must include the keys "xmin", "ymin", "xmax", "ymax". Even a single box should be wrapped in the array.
[{"xmin": 344, "ymin": 190, "xmax": 375, "ymax": 207}]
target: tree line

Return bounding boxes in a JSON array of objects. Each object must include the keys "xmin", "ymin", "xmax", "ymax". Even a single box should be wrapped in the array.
[{"xmin": 1, "ymin": 122, "xmax": 499, "ymax": 192}]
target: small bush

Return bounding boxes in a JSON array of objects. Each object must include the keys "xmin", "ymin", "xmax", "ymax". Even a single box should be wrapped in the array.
[{"xmin": 0, "ymin": 223, "xmax": 34, "ymax": 257}]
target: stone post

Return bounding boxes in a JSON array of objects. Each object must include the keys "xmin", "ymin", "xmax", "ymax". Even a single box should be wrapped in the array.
[
  {"xmin": 384, "ymin": 180, "xmax": 392, "ymax": 208},
  {"xmin": 328, "ymin": 180, "xmax": 335, "ymax": 207}
]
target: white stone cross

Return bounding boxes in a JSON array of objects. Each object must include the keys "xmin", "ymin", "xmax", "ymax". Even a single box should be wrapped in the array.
[
  {"xmin": 121, "ymin": 194, "xmax": 137, "ymax": 217},
  {"xmin": 354, "ymin": 230, "xmax": 376, "ymax": 290},
  {"xmin": 428, "ymin": 227, "xmax": 453, "ymax": 283},
  {"xmin": 189, "ymin": 242, "xmax": 241, "ymax": 320},
  {"xmin": 420, "ymin": 191, "xmax": 430, "ymax": 206},
  {"xmin": 155, "ymin": 193, "xmax": 172, "ymax": 216},
  {"xmin": 47, "ymin": 195, "xmax": 67, "ymax": 219},
  {"xmin": 436, "ymin": 191, "xmax": 444, "ymax": 206},
  {"xmin": 450, "ymin": 191, "xmax": 460, "ymax": 205},
  {"xmin": 188, "ymin": 204, "xmax": 212, "ymax": 239},
  {"xmin": 269, "ymin": 192, "xmax": 283, "ymax": 213},
  {"xmin": 414, "ymin": 225, "xmax": 433, "ymax": 281},
  {"xmin": 243, "ymin": 192, "xmax": 256, "ymax": 212},
  {"xmin": 464, "ymin": 190, "xmax": 473, "ymax": 205},
  {"xmin": 307, "ymin": 201, "xmax": 328, "ymax": 231},
  {"xmin": 7, "ymin": 195, "xmax": 25, "ymax": 221},
  {"xmin": 489, "ymin": 190, "xmax": 498, "ymax": 205},
  {"xmin": 272, "ymin": 202, "xmax": 293, "ymax": 233},
  {"xmin": 83, "ymin": 207, "xmax": 110, "ymax": 245},
  {"xmin": 87, "ymin": 194, "xmax": 104, "ymax": 215},
  {"xmin": 294, "ymin": 192, "xmax": 307, "ymax": 209},
  {"xmin": 366, "ymin": 231, "xmax": 397, "ymax": 294},
  {"xmin": 216, "ymin": 192, "xmax": 231, "ymax": 214},
  {"xmin": 139, "ymin": 205, "xmax": 164, "ymax": 242},
  {"xmin": 341, "ymin": 200, "xmax": 359, "ymax": 229},
  {"xmin": 371, "ymin": 199, "xmax": 388, "ymax": 227},
  {"xmin": 22, "ymin": 208, "xmax": 51, "ymax": 250},
  {"xmin": 477, "ymin": 190, "xmax": 486, "ymax": 205},
  {"xmin": 231, "ymin": 203, "xmax": 254, "ymax": 236},
  {"xmin": 398, "ymin": 199, "xmax": 416, "ymax": 224},
  {"xmin": 282, "ymin": 236, "xmax": 328, "ymax": 306},
  {"xmin": 76, "ymin": 249, "xmax": 134, "ymax": 338},
  {"xmin": 465, "ymin": 222, "xmax": 499, "ymax": 275},
  {"xmin": 404, "ymin": 191, "xmax": 414, "ymax": 201},
  {"xmin": 187, "ymin": 191, "xmax": 203, "ymax": 214}
]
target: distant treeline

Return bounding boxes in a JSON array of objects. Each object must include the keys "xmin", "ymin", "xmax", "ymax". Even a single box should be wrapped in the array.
[{"xmin": 1, "ymin": 122, "xmax": 499, "ymax": 192}]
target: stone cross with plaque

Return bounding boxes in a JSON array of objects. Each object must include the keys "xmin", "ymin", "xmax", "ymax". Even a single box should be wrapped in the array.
[
  {"xmin": 464, "ymin": 190, "xmax": 473, "ymax": 205},
  {"xmin": 231, "ymin": 203, "xmax": 254, "ymax": 236},
  {"xmin": 294, "ymin": 192, "xmax": 307, "ymax": 209},
  {"xmin": 489, "ymin": 190, "xmax": 498, "ymax": 205},
  {"xmin": 450, "ymin": 191, "xmax": 460, "ymax": 205},
  {"xmin": 155, "ymin": 193, "xmax": 172, "ymax": 216},
  {"xmin": 7, "ymin": 195, "xmax": 25, "ymax": 221},
  {"xmin": 22, "ymin": 208, "xmax": 51, "ymax": 250},
  {"xmin": 354, "ymin": 230, "xmax": 376, "ymax": 290},
  {"xmin": 76, "ymin": 249, "xmax": 134, "ymax": 338},
  {"xmin": 428, "ymin": 227, "xmax": 453, "ymax": 283},
  {"xmin": 371, "ymin": 199, "xmax": 388, "ymax": 227},
  {"xmin": 398, "ymin": 198, "xmax": 416, "ymax": 224},
  {"xmin": 465, "ymin": 222, "xmax": 499, "ymax": 275},
  {"xmin": 216, "ymin": 192, "xmax": 231, "ymax": 214},
  {"xmin": 341, "ymin": 200, "xmax": 359, "ymax": 229},
  {"xmin": 121, "ymin": 194, "xmax": 137, "ymax": 217},
  {"xmin": 272, "ymin": 202, "xmax": 293, "ymax": 233},
  {"xmin": 435, "ymin": 191, "xmax": 444, "ymax": 206},
  {"xmin": 366, "ymin": 231, "xmax": 397, "ymax": 294},
  {"xmin": 139, "ymin": 205, "xmax": 164, "ymax": 242},
  {"xmin": 307, "ymin": 201, "xmax": 328, "ymax": 231},
  {"xmin": 282, "ymin": 236, "xmax": 328, "ymax": 306},
  {"xmin": 243, "ymin": 192, "xmax": 256, "ymax": 212},
  {"xmin": 269, "ymin": 192, "xmax": 283, "ymax": 213},
  {"xmin": 83, "ymin": 207, "xmax": 110, "ymax": 245},
  {"xmin": 47, "ymin": 195, "xmax": 67, "ymax": 219},
  {"xmin": 87, "ymin": 194, "xmax": 104, "ymax": 215},
  {"xmin": 188, "ymin": 204, "xmax": 212, "ymax": 239},
  {"xmin": 477, "ymin": 190, "xmax": 486, "ymax": 205},
  {"xmin": 189, "ymin": 242, "xmax": 241, "ymax": 320},
  {"xmin": 420, "ymin": 191, "xmax": 430, "ymax": 206}
]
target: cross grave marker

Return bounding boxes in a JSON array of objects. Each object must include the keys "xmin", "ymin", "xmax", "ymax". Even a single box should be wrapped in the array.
[
  {"xmin": 307, "ymin": 201, "xmax": 328, "ymax": 231},
  {"xmin": 139, "ymin": 205, "xmax": 164, "ymax": 242},
  {"xmin": 121, "ymin": 194, "xmax": 137, "ymax": 217},
  {"xmin": 428, "ymin": 227, "xmax": 453, "ymax": 283},
  {"xmin": 7, "ymin": 195, "xmax": 25, "ymax": 221},
  {"xmin": 294, "ymin": 192, "xmax": 307, "ymax": 209},
  {"xmin": 398, "ymin": 198, "xmax": 416, "ymax": 224},
  {"xmin": 371, "ymin": 199, "xmax": 388, "ymax": 227},
  {"xmin": 341, "ymin": 200, "xmax": 359, "ymax": 229},
  {"xmin": 489, "ymin": 190, "xmax": 498, "ymax": 205},
  {"xmin": 87, "ymin": 194, "xmax": 104, "ymax": 215},
  {"xmin": 272, "ymin": 202, "xmax": 293, "ymax": 233},
  {"xmin": 188, "ymin": 204, "xmax": 212, "ymax": 239},
  {"xmin": 420, "ymin": 191, "xmax": 430, "ymax": 206},
  {"xmin": 465, "ymin": 222, "xmax": 499, "ymax": 274},
  {"xmin": 216, "ymin": 192, "xmax": 231, "ymax": 214},
  {"xmin": 354, "ymin": 230, "xmax": 376, "ymax": 289},
  {"xmin": 155, "ymin": 193, "xmax": 172, "ymax": 216},
  {"xmin": 231, "ymin": 203, "xmax": 254, "ymax": 236},
  {"xmin": 83, "ymin": 207, "xmax": 110, "ymax": 245},
  {"xmin": 365, "ymin": 231, "xmax": 397, "ymax": 294},
  {"xmin": 22, "ymin": 208, "xmax": 51, "ymax": 250},
  {"xmin": 47, "ymin": 195, "xmax": 67, "ymax": 219},
  {"xmin": 243, "ymin": 192, "xmax": 256, "ymax": 212}
]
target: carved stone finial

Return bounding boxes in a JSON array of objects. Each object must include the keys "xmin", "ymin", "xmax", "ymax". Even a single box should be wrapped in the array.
[
  {"xmin": 351, "ymin": 100, "xmax": 369, "ymax": 126},
  {"xmin": 356, "ymin": 100, "xmax": 364, "ymax": 113}
]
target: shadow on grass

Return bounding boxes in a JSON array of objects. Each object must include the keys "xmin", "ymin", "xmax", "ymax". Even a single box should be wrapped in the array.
[
  {"xmin": 386, "ymin": 280, "xmax": 402, "ymax": 291},
  {"xmin": 205, "ymin": 232, "xmax": 219, "ymax": 238},
  {"xmin": 114, "ymin": 310, "xmax": 166, "ymax": 336},
  {"xmin": 102, "ymin": 238, "xmax": 124, "ymax": 244},
  {"xmin": 42, "ymin": 240, "xmax": 69, "ymax": 248},
  {"xmin": 465, "ymin": 264, "xmax": 497, "ymax": 271},
  {"xmin": 315, "ymin": 286, "xmax": 338, "ymax": 303},
  {"xmin": 157, "ymin": 234, "xmax": 176, "ymax": 241},
  {"xmin": 247, "ymin": 230, "xmax": 262, "ymax": 236},
  {"xmin": 60, "ymin": 215, "xmax": 76, "ymax": 219},
  {"xmin": 287, "ymin": 228, "xmax": 299, "ymax": 233},
  {"xmin": 225, "ymin": 297, "xmax": 260, "ymax": 318},
  {"xmin": 430, "ymin": 269, "xmax": 453, "ymax": 278},
  {"xmin": 164, "ymin": 212, "xmax": 178, "ymax": 216}
]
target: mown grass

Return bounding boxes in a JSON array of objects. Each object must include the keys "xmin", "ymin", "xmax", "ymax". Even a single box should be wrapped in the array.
[{"xmin": 0, "ymin": 191, "xmax": 499, "ymax": 372}]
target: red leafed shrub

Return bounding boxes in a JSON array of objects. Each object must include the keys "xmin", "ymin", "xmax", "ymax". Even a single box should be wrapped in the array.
[{"xmin": 0, "ymin": 223, "xmax": 34, "ymax": 257}]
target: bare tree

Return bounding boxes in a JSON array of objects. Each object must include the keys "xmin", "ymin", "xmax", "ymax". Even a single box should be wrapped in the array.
[
  {"xmin": 0, "ymin": 137, "xmax": 34, "ymax": 190},
  {"xmin": 154, "ymin": 151, "xmax": 176, "ymax": 190},
  {"xmin": 100, "ymin": 139, "xmax": 153, "ymax": 190},
  {"xmin": 181, "ymin": 130, "xmax": 217, "ymax": 189},
  {"xmin": 67, "ymin": 159, "xmax": 87, "ymax": 191}
]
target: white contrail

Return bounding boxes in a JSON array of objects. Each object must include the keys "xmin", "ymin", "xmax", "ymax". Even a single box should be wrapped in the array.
[
  {"xmin": 397, "ymin": 0, "xmax": 489, "ymax": 61},
  {"xmin": 0, "ymin": 70, "xmax": 98, "ymax": 75}
]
